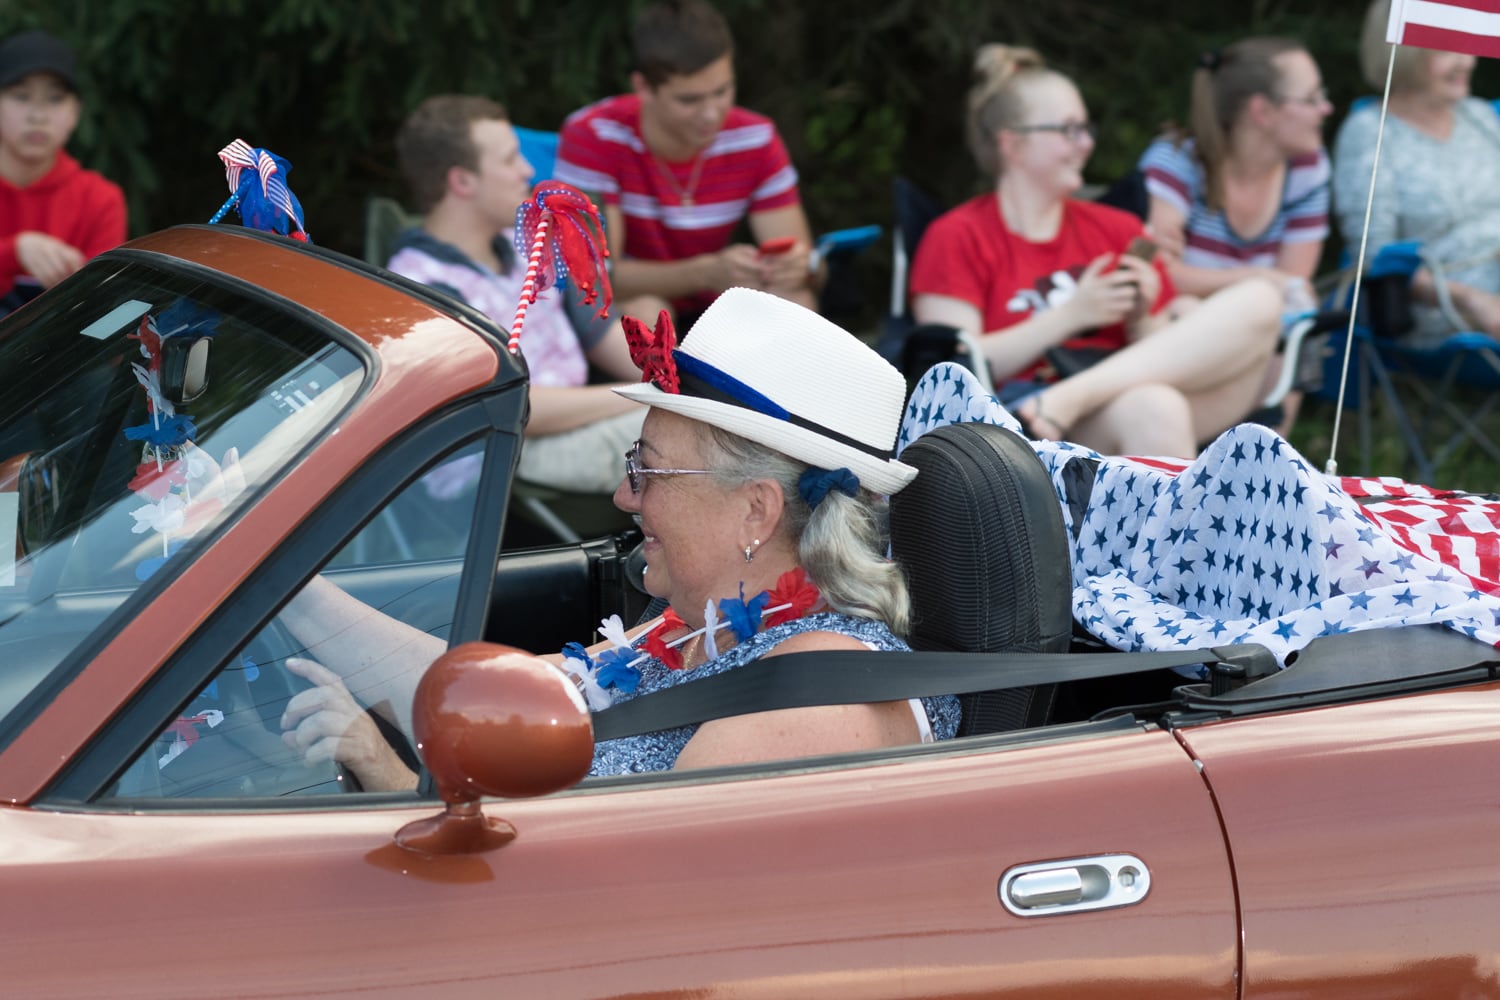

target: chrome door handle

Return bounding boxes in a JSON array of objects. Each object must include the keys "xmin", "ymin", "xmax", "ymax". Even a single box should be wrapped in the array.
[{"xmin": 1000, "ymin": 855, "xmax": 1150, "ymax": 916}]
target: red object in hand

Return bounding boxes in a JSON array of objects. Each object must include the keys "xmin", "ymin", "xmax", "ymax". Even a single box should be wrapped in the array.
[{"xmin": 758, "ymin": 237, "xmax": 796, "ymax": 255}]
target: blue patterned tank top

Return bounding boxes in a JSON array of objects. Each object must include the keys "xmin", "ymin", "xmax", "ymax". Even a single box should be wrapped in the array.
[{"xmin": 590, "ymin": 612, "xmax": 962, "ymax": 776}]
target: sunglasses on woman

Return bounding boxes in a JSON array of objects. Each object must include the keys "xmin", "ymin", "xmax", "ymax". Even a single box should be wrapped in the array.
[{"xmin": 623, "ymin": 439, "xmax": 713, "ymax": 494}]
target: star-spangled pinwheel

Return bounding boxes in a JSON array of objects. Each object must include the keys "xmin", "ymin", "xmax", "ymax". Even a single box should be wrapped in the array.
[
  {"xmin": 508, "ymin": 181, "xmax": 611, "ymax": 354},
  {"xmin": 209, "ymin": 139, "xmax": 309, "ymax": 242}
]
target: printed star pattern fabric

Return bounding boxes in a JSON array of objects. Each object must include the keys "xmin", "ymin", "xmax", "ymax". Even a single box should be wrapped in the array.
[{"xmin": 899, "ymin": 363, "xmax": 1500, "ymax": 674}]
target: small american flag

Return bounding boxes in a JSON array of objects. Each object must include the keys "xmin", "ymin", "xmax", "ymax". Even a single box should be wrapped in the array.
[
  {"xmin": 216, "ymin": 139, "xmax": 306, "ymax": 239},
  {"xmin": 1387, "ymin": 0, "xmax": 1500, "ymax": 60}
]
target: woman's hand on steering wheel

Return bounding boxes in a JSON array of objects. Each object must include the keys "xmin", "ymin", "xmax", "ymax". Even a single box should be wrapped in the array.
[{"xmin": 280, "ymin": 657, "xmax": 418, "ymax": 792}]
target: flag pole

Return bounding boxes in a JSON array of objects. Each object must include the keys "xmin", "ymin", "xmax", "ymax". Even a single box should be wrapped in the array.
[{"xmin": 1323, "ymin": 41, "xmax": 1400, "ymax": 477}]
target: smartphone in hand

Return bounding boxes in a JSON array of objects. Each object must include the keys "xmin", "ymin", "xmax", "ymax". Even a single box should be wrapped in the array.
[{"xmin": 1122, "ymin": 236, "xmax": 1158, "ymax": 263}]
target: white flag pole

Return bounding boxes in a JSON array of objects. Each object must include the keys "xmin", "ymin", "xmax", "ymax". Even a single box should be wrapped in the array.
[{"xmin": 1324, "ymin": 41, "xmax": 1399, "ymax": 477}]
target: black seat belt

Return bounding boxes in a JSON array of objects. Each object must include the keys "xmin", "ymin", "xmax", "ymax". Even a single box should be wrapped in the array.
[{"xmin": 591, "ymin": 644, "xmax": 1277, "ymax": 742}]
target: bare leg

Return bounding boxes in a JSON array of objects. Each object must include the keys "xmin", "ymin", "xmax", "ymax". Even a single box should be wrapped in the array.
[
  {"xmin": 1071, "ymin": 382, "xmax": 1196, "ymax": 457},
  {"xmin": 1022, "ymin": 277, "xmax": 1282, "ymax": 442},
  {"xmin": 1275, "ymin": 389, "xmax": 1304, "ymax": 438}
]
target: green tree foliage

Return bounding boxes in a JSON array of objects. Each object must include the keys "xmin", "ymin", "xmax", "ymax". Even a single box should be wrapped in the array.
[{"xmin": 5, "ymin": 0, "xmax": 1479, "ymax": 322}]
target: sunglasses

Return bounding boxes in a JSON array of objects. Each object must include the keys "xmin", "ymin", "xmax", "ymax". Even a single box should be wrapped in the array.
[
  {"xmin": 1275, "ymin": 86, "xmax": 1330, "ymax": 109},
  {"xmin": 623, "ymin": 439, "xmax": 713, "ymax": 494}
]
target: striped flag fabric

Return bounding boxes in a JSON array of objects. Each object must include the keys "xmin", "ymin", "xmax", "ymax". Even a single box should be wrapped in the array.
[
  {"xmin": 899, "ymin": 363, "xmax": 1500, "ymax": 674},
  {"xmin": 1387, "ymin": 0, "xmax": 1500, "ymax": 59}
]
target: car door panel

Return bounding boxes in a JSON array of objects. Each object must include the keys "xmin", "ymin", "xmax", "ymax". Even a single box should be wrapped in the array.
[
  {"xmin": 1179, "ymin": 681, "xmax": 1500, "ymax": 998},
  {"xmin": 4, "ymin": 727, "xmax": 1236, "ymax": 997}
]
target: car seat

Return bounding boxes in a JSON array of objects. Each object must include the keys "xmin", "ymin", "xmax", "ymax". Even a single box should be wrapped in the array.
[{"xmin": 889, "ymin": 421, "xmax": 1074, "ymax": 735}]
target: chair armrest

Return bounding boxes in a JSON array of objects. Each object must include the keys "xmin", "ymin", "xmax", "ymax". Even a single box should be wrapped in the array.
[
  {"xmin": 1262, "ymin": 310, "xmax": 1351, "ymax": 406},
  {"xmin": 811, "ymin": 224, "xmax": 883, "ymax": 270},
  {"xmin": 1368, "ymin": 240, "xmax": 1423, "ymax": 279},
  {"xmin": 1415, "ymin": 248, "xmax": 1472, "ymax": 332}
]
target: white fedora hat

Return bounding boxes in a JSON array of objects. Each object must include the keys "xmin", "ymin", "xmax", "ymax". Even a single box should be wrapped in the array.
[{"xmin": 614, "ymin": 287, "xmax": 917, "ymax": 495}]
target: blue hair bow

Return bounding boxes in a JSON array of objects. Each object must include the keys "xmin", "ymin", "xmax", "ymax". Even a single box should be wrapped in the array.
[{"xmin": 798, "ymin": 466, "xmax": 860, "ymax": 509}]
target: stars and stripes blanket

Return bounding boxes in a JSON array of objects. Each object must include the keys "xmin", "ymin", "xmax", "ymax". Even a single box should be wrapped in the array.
[{"xmin": 898, "ymin": 363, "xmax": 1500, "ymax": 673}]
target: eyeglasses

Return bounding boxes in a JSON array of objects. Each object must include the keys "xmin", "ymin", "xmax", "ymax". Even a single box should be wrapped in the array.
[
  {"xmin": 623, "ymin": 439, "xmax": 714, "ymax": 494},
  {"xmin": 1009, "ymin": 121, "xmax": 1098, "ymax": 143},
  {"xmin": 1277, "ymin": 87, "xmax": 1330, "ymax": 108}
]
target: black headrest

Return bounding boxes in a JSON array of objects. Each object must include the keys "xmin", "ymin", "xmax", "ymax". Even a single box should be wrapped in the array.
[{"xmin": 890, "ymin": 422, "xmax": 1073, "ymax": 655}]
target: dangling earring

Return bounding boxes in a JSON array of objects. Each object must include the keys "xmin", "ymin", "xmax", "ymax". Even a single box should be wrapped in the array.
[{"xmin": 744, "ymin": 538, "xmax": 760, "ymax": 563}]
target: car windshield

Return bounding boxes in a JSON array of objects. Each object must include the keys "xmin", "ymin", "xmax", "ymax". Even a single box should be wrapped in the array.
[{"xmin": 0, "ymin": 258, "xmax": 364, "ymax": 723}]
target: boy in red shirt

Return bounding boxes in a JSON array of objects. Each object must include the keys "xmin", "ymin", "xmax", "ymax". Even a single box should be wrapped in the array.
[{"xmin": 0, "ymin": 30, "xmax": 126, "ymax": 315}]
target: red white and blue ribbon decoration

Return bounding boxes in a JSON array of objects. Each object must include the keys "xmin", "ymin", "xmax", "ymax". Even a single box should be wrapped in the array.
[
  {"xmin": 509, "ymin": 181, "xmax": 611, "ymax": 354},
  {"xmin": 123, "ymin": 300, "xmax": 220, "ymax": 579},
  {"xmin": 558, "ymin": 569, "xmax": 820, "ymax": 710},
  {"xmin": 210, "ymin": 139, "xmax": 310, "ymax": 242}
]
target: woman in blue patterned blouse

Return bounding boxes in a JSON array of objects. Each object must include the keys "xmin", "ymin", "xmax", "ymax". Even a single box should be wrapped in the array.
[{"xmin": 281, "ymin": 287, "xmax": 960, "ymax": 787}]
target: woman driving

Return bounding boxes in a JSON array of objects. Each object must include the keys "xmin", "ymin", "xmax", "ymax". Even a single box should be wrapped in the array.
[{"xmin": 278, "ymin": 287, "xmax": 961, "ymax": 788}]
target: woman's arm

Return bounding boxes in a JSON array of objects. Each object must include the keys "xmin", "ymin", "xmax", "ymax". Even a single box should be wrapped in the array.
[
  {"xmin": 1276, "ymin": 240, "xmax": 1324, "ymax": 282},
  {"xmin": 914, "ymin": 254, "xmax": 1139, "ymax": 380},
  {"xmin": 528, "ymin": 384, "xmax": 640, "ymax": 436},
  {"xmin": 672, "ymin": 631, "xmax": 919, "ymax": 770},
  {"xmin": 277, "ymin": 574, "xmax": 445, "ymax": 733},
  {"xmin": 284, "ymin": 612, "xmax": 678, "ymax": 791},
  {"xmin": 1148, "ymin": 196, "xmax": 1292, "ymax": 297}
]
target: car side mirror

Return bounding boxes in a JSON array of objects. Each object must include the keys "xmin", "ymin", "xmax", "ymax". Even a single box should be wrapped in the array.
[{"xmin": 394, "ymin": 642, "xmax": 595, "ymax": 856}]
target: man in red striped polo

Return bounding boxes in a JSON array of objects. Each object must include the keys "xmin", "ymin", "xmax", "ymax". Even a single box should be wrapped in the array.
[{"xmin": 554, "ymin": 0, "xmax": 817, "ymax": 327}]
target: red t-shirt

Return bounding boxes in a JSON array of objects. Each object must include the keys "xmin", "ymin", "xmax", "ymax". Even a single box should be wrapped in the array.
[
  {"xmin": 554, "ymin": 94, "xmax": 801, "ymax": 316},
  {"xmin": 0, "ymin": 151, "xmax": 127, "ymax": 299},
  {"xmin": 909, "ymin": 194, "xmax": 1173, "ymax": 380}
]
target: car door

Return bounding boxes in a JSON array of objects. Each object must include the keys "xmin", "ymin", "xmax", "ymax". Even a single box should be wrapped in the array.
[
  {"xmin": 0, "ymin": 333, "xmax": 1239, "ymax": 994},
  {"xmin": 1180, "ymin": 681, "xmax": 1500, "ymax": 998},
  {"xmin": 4, "ymin": 716, "xmax": 1238, "ymax": 997}
]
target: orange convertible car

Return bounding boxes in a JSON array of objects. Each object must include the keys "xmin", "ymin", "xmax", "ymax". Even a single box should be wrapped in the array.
[{"xmin": 2, "ymin": 225, "xmax": 1498, "ymax": 998}]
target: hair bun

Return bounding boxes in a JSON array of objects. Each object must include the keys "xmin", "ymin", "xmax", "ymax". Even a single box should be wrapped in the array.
[{"xmin": 973, "ymin": 43, "xmax": 1044, "ymax": 87}]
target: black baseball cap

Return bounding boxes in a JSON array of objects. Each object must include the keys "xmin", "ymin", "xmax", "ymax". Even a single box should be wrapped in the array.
[{"xmin": 0, "ymin": 30, "xmax": 78, "ymax": 92}]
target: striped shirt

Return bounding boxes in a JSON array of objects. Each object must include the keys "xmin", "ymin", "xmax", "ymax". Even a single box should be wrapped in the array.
[
  {"xmin": 1139, "ymin": 137, "xmax": 1329, "ymax": 271},
  {"xmin": 554, "ymin": 94, "xmax": 801, "ymax": 314},
  {"xmin": 386, "ymin": 228, "xmax": 587, "ymax": 388}
]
